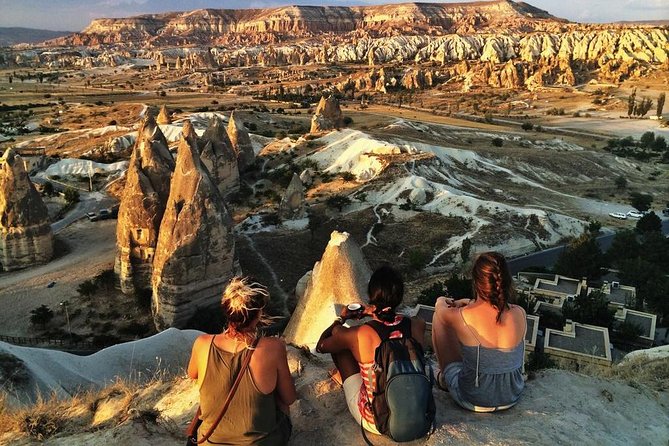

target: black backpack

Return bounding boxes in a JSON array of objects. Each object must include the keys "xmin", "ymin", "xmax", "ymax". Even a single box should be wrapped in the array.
[{"xmin": 363, "ymin": 317, "xmax": 435, "ymax": 443}]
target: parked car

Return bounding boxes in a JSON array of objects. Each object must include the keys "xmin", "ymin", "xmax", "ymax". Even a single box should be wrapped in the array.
[
  {"xmin": 609, "ymin": 212, "xmax": 627, "ymax": 220},
  {"xmin": 627, "ymin": 210, "xmax": 644, "ymax": 219},
  {"xmin": 662, "ymin": 208, "xmax": 669, "ymax": 216},
  {"xmin": 86, "ymin": 212, "xmax": 99, "ymax": 222}
]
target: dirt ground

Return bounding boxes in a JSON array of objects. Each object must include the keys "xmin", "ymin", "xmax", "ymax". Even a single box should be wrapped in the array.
[{"xmin": 0, "ymin": 219, "xmax": 117, "ymax": 337}]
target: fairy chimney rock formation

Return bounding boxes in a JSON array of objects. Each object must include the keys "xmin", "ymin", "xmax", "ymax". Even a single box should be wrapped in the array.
[
  {"xmin": 279, "ymin": 173, "xmax": 306, "ymax": 220},
  {"xmin": 310, "ymin": 96, "xmax": 345, "ymax": 133},
  {"xmin": 199, "ymin": 116, "xmax": 240, "ymax": 196},
  {"xmin": 226, "ymin": 111, "xmax": 255, "ymax": 171},
  {"xmin": 115, "ymin": 116, "xmax": 175, "ymax": 294},
  {"xmin": 156, "ymin": 105, "xmax": 172, "ymax": 125},
  {"xmin": 0, "ymin": 149, "xmax": 53, "ymax": 271},
  {"xmin": 284, "ymin": 231, "xmax": 371, "ymax": 350},
  {"xmin": 151, "ymin": 120, "xmax": 235, "ymax": 330}
]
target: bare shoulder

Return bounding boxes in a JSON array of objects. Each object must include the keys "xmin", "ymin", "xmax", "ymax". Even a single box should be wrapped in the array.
[
  {"xmin": 194, "ymin": 334, "xmax": 214, "ymax": 348},
  {"xmin": 258, "ymin": 336, "xmax": 287, "ymax": 353},
  {"xmin": 510, "ymin": 304, "xmax": 527, "ymax": 318}
]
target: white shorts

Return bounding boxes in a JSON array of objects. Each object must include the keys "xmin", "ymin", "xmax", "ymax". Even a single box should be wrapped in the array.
[{"xmin": 342, "ymin": 373, "xmax": 381, "ymax": 434}]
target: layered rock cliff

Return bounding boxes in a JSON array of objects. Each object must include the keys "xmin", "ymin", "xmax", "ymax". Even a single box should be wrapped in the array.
[
  {"xmin": 227, "ymin": 111, "xmax": 255, "ymax": 172},
  {"xmin": 115, "ymin": 116, "xmax": 175, "ymax": 295},
  {"xmin": 56, "ymin": 1, "xmax": 563, "ymax": 47},
  {"xmin": 0, "ymin": 149, "xmax": 53, "ymax": 271},
  {"xmin": 151, "ymin": 121, "xmax": 235, "ymax": 330}
]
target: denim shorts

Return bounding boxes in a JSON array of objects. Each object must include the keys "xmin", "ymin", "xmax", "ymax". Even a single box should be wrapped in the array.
[{"xmin": 442, "ymin": 362, "xmax": 516, "ymax": 413}]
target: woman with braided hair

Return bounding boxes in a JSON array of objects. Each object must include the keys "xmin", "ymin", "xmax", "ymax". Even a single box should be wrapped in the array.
[
  {"xmin": 432, "ymin": 252, "xmax": 526, "ymax": 412},
  {"xmin": 188, "ymin": 277, "xmax": 295, "ymax": 445}
]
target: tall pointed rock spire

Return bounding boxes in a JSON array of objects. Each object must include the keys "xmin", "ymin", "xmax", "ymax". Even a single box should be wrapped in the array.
[
  {"xmin": 151, "ymin": 120, "xmax": 235, "ymax": 329},
  {"xmin": 115, "ymin": 115, "xmax": 174, "ymax": 294}
]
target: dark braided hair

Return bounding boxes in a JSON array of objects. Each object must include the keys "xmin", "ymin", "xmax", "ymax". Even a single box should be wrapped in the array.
[
  {"xmin": 471, "ymin": 252, "xmax": 514, "ymax": 324},
  {"xmin": 368, "ymin": 266, "xmax": 404, "ymax": 323}
]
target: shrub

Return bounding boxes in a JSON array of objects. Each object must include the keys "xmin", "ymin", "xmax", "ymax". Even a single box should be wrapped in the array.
[
  {"xmin": 343, "ymin": 116, "xmax": 353, "ymax": 126},
  {"xmin": 491, "ymin": 137, "xmax": 504, "ymax": 147},
  {"xmin": 77, "ymin": 280, "xmax": 98, "ymax": 297},
  {"xmin": 63, "ymin": 187, "xmax": 79, "ymax": 204},
  {"xmin": 326, "ymin": 195, "xmax": 352, "ymax": 211},
  {"xmin": 30, "ymin": 305, "xmax": 54, "ymax": 328},
  {"xmin": 340, "ymin": 171, "xmax": 355, "ymax": 181},
  {"xmin": 521, "ymin": 122, "xmax": 533, "ymax": 131},
  {"xmin": 525, "ymin": 351, "xmax": 556, "ymax": 372}
]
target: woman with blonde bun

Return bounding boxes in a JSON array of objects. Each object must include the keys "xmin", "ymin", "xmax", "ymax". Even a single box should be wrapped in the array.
[{"xmin": 188, "ymin": 277, "xmax": 295, "ymax": 445}]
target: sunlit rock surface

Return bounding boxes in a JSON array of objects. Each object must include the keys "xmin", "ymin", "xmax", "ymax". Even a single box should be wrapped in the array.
[
  {"xmin": 0, "ymin": 149, "xmax": 53, "ymax": 271},
  {"xmin": 151, "ymin": 121, "xmax": 235, "ymax": 330},
  {"xmin": 284, "ymin": 231, "xmax": 371, "ymax": 349}
]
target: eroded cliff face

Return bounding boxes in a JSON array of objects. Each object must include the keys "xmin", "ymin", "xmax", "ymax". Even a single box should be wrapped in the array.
[
  {"xmin": 198, "ymin": 116, "xmax": 240, "ymax": 197},
  {"xmin": 59, "ymin": 1, "xmax": 562, "ymax": 46},
  {"xmin": 151, "ymin": 121, "xmax": 235, "ymax": 330},
  {"xmin": 115, "ymin": 116, "xmax": 175, "ymax": 295},
  {"xmin": 0, "ymin": 149, "xmax": 53, "ymax": 271}
]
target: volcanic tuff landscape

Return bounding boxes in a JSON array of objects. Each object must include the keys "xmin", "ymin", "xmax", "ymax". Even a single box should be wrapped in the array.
[{"xmin": 0, "ymin": 0, "xmax": 669, "ymax": 443}]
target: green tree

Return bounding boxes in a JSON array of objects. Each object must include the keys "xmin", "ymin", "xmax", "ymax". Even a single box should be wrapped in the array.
[
  {"xmin": 629, "ymin": 192, "xmax": 652, "ymax": 212},
  {"xmin": 587, "ymin": 220, "xmax": 602, "ymax": 235},
  {"xmin": 63, "ymin": 187, "xmax": 80, "ymax": 204},
  {"xmin": 657, "ymin": 92, "xmax": 666, "ymax": 117},
  {"xmin": 639, "ymin": 131, "xmax": 655, "ymax": 148},
  {"xmin": 636, "ymin": 211, "xmax": 662, "ymax": 233},
  {"xmin": 627, "ymin": 88, "xmax": 636, "ymax": 117},
  {"xmin": 77, "ymin": 279, "xmax": 98, "ymax": 298},
  {"xmin": 326, "ymin": 195, "xmax": 352, "ymax": 212},
  {"xmin": 460, "ymin": 238, "xmax": 472, "ymax": 263},
  {"xmin": 651, "ymin": 136, "xmax": 666, "ymax": 152},
  {"xmin": 554, "ymin": 233, "xmax": 604, "ymax": 280},
  {"xmin": 521, "ymin": 122, "xmax": 534, "ymax": 131},
  {"xmin": 607, "ymin": 230, "xmax": 641, "ymax": 268},
  {"xmin": 491, "ymin": 137, "xmax": 503, "ymax": 147},
  {"xmin": 562, "ymin": 290, "xmax": 615, "ymax": 329},
  {"xmin": 42, "ymin": 181, "xmax": 54, "ymax": 196},
  {"xmin": 307, "ymin": 209, "xmax": 325, "ymax": 240},
  {"xmin": 30, "ymin": 305, "xmax": 54, "ymax": 328},
  {"xmin": 614, "ymin": 175, "xmax": 627, "ymax": 190}
]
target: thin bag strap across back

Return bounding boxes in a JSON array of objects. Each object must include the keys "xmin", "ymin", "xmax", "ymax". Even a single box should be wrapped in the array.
[{"xmin": 196, "ymin": 336, "xmax": 260, "ymax": 444}]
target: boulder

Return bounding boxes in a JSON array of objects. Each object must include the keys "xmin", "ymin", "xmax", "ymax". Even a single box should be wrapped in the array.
[
  {"xmin": 115, "ymin": 116, "xmax": 175, "ymax": 294},
  {"xmin": 151, "ymin": 120, "xmax": 235, "ymax": 330},
  {"xmin": 226, "ymin": 111, "xmax": 255, "ymax": 171},
  {"xmin": 0, "ymin": 148, "xmax": 53, "ymax": 271},
  {"xmin": 310, "ymin": 95, "xmax": 344, "ymax": 134},
  {"xmin": 199, "ymin": 116, "xmax": 240, "ymax": 196},
  {"xmin": 284, "ymin": 231, "xmax": 371, "ymax": 350},
  {"xmin": 279, "ymin": 173, "xmax": 306, "ymax": 220}
]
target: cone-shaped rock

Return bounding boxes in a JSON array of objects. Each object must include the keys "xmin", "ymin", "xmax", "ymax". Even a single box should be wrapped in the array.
[
  {"xmin": 310, "ymin": 95, "xmax": 344, "ymax": 133},
  {"xmin": 0, "ymin": 148, "xmax": 53, "ymax": 271},
  {"xmin": 227, "ymin": 111, "xmax": 255, "ymax": 171},
  {"xmin": 115, "ymin": 116, "xmax": 175, "ymax": 294},
  {"xmin": 199, "ymin": 116, "xmax": 240, "ymax": 196},
  {"xmin": 156, "ymin": 105, "xmax": 172, "ymax": 125},
  {"xmin": 284, "ymin": 231, "xmax": 371, "ymax": 350},
  {"xmin": 279, "ymin": 173, "xmax": 305, "ymax": 220},
  {"xmin": 151, "ymin": 120, "xmax": 235, "ymax": 329}
]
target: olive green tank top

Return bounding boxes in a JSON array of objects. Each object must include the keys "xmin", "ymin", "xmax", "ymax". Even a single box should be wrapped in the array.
[{"xmin": 199, "ymin": 337, "xmax": 290, "ymax": 445}]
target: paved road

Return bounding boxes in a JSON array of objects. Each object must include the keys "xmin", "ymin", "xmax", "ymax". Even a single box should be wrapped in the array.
[{"xmin": 508, "ymin": 216, "xmax": 669, "ymax": 275}]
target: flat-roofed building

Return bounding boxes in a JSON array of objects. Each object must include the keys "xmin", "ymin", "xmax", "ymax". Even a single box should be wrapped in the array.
[
  {"xmin": 613, "ymin": 308, "xmax": 657, "ymax": 346},
  {"xmin": 544, "ymin": 320, "xmax": 612, "ymax": 367},
  {"xmin": 516, "ymin": 272, "xmax": 587, "ymax": 313},
  {"xmin": 588, "ymin": 281, "xmax": 636, "ymax": 309}
]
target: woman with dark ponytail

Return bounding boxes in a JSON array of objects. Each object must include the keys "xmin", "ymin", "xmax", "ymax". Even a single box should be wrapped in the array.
[
  {"xmin": 432, "ymin": 252, "xmax": 526, "ymax": 412},
  {"xmin": 316, "ymin": 266, "xmax": 426, "ymax": 436}
]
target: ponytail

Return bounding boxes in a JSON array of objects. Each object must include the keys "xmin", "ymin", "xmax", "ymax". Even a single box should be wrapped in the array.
[{"xmin": 471, "ymin": 252, "xmax": 514, "ymax": 324}]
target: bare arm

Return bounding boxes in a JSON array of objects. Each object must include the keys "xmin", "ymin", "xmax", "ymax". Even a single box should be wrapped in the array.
[
  {"xmin": 317, "ymin": 324, "xmax": 357, "ymax": 354},
  {"xmin": 187, "ymin": 336, "xmax": 205, "ymax": 380},
  {"xmin": 274, "ymin": 340, "xmax": 297, "ymax": 408}
]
